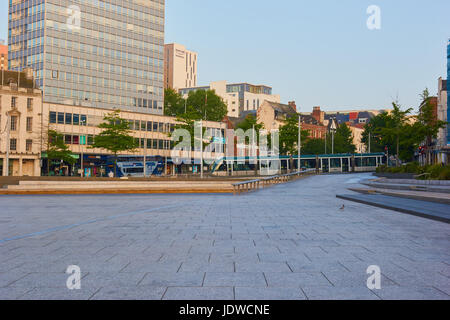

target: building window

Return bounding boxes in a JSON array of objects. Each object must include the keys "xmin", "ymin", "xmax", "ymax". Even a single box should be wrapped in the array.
[
  {"xmin": 26, "ymin": 139, "xmax": 32, "ymax": 152},
  {"xmin": 65, "ymin": 113, "xmax": 72, "ymax": 125},
  {"xmin": 10, "ymin": 139, "xmax": 17, "ymax": 151},
  {"xmin": 27, "ymin": 98, "xmax": 33, "ymax": 110},
  {"xmin": 64, "ymin": 135, "xmax": 72, "ymax": 145},
  {"xmin": 50, "ymin": 112, "xmax": 57, "ymax": 124},
  {"xmin": 80, "ymin": 115, "xmax": 87, "ymax": 126},
  {"xmin": 57, "ymin": 112, "xmax": 64, "ymax": 124},
  {"xmin": 26, "ymin": 117, "xmax": 33, "ymax": 132},
  {"xmin": 10, "ymin": 116, "xmax": 18, "ymax": 131},
  {"xmin": 11, "ymin": 97, "xmax": 17, "ymax": 108}
]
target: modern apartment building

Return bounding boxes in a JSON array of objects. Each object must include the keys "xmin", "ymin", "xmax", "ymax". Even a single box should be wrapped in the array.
[
  {"xmin": 164, "ymin": 43, "xmax": 197, "ymax": 90},
  {"xmin": 8, "ymin": 0, "xmax": 165, "ymax": 114},
  {"xmin": 0, "ymin": 40, "xmax": 7, "ymax": 70},
  {"xmin": 180, "ymin": 81, "xmax": 280, "ymax": 118}
]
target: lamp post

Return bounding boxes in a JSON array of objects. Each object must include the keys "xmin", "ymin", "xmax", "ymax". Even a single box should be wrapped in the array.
[
  {"xmin": 298, "ymin": 115, "xmax": 301, "ymax": 172},
  {"xmin": 5, "ymin": 114, "xmax": 10, "ymax": 177},
  {"xmin": 80, "ymin": 119, "xmax": 86, "ymax": 177},
  {"xmin": 200, "ymin": 120, "xmax": 204, "ymax": 179},
  {"xmin": 330, "ymin": 118, "xmax": 337, "ymax": 155}
]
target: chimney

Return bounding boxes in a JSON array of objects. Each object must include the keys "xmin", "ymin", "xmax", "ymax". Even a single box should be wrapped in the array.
[
  {"xmin": 312, "ymin": 106, "xmax": 324, "ymax": 124},
  {"xmin": 288, "ymin": 101, "xmax": 297, "ymax": 111}
]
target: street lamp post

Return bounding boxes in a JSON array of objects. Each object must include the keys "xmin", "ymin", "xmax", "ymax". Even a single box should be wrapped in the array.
[
  {"xmin": 330, "ymin": 118, "xmax": 337, "ymax": 155},
  {"xmin": 298, "ymin": 115, "xmax": 301, "ymax": 172},
  {"xmin": 5, "ymin": 114, "xmax": 10, "ymax": 177},
  {"xmin": 200, "ymin": 120, "xmax": 204, "ymax": 179},
  {"xmin": 80, "ymin": 119, "xmax": 86, "ymax": 177}
]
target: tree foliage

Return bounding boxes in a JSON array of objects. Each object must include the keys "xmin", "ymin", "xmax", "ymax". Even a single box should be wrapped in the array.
[
  {"xmin": 91, "ymin": 110, "xmax": 138, "ymax": 175},
  {"xmin": 279, "ymin": 116, "xmax": 310, "ymax": 156},
  {"xmin": 333, "ymin": 123, "xmax": 356, "ymax": 154},
  {"xmin": 361, "ymin": 93, "xmax": 445, "ymax": 164},
  {"xmin": 46, "ymin": 130, "xmax": 76, "ymax": 167},
  {"xmin": 164, "ymin": 88, "xmax": 228, "ymax": 122}
]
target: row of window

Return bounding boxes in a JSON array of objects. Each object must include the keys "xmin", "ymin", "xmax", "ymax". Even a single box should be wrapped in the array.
[
  {"xmin": 49, "ymin": 111, "xmax": 174, "ymax": 133},
  {"xmin": 0, "ymin": 96, "xmax": 34, "ymax": 110},
  {"xmin": 7, "ymin": 116, "xmax": 33, "ymax": 132},
  {"xmin": 62, "ymin": 134, "xmax": 173, "ymax": 151},
  {"xmin": 46, "ymin": 10, "xmax": 164, "ymax": 51},
  {"xmin": 49, "ymin": 112, "xmax": 87, "ymax": 126},
  {"xmin": 50, "ymin": 0, "xmax": 164, "ymax": 27},
  {"xmin": 46, "ymin": 11, "xmax": 163, "ymax": 40},
  {"xmin": 7, "ymin": 138, "xmax": 33, "ymax": 152},
  {"xmin": 45, "ymin": 53, "xmax": 162, "ymax": 90},
  {"xmin": 45, "ymin": 87, "xmax": 163, "ymax": 110},
  {"xmin": 46, "ymin": 38, "xmax": 163, "ymax": 71}
]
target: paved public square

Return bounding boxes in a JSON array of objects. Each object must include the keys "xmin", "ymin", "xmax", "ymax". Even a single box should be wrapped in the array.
[{"xmin": 0, "ymin": 173, "xmax": 449, "ymax": 300}]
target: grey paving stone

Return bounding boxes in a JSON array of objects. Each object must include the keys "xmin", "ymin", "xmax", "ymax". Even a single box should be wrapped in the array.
[
  {"xmin": 19, "ymin": 286, "xmax": 100, "ymax": 300},
  {"xmin": 0, "ymin": 173, "xmax": 448, "ymax": 299},
  {"xmin": 0, "ymin": 287, "xmax": 33, "ymax": 300},
  {"xmin": 322, "ymin": 270, "xmax": 398, "ymax": 288},
  {"xmin": 235, "ymin": 287, "xmax": 307, "ymax": 300},
  {"xmin": 163, "ymin": 287, "xmax": 234, "ymax": 300},
  {"xmin": 264, "ymin": 272, "xmax": 332, "ymax": 287},
  {"xmin": 81, "ymin": 272, "xmax": 146, "ymax": 288},
  {"xmin": 302, "ymin": 286, "xmax": 381, "ymax": 300},
  {"xmin": 90, "ymin": 286, "xmax": 166, "ymax": 300},
  {"xmin": 203, "ymin": 273, "xmax": 267, "ymax": 287},
  {"xmin": 235, "ymin": 262, "xmax": 292, "ymax": 273},
  {"xmin": 373, "ymin": 286, "xmax": 450, "ymax": 300},
  {"xmin": 139, "ymin": 272, "xmax": 204, "ymax": 287},
  {"xmin": 179, "ymin": 261, "xmax": 234, "ymax": 273}
]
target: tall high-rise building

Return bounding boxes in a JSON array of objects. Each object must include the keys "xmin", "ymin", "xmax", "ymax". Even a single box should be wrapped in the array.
[
  {"xmin": 8, "ymin": 0, "xmax": 165, "ymax": 115},
  {"xmin": 164, "ymin": 43, "xmax": 197, "ymax": 90},
  {"xmin": 0, "ymin": 40, "xmax": 7, "ymax": 70}
]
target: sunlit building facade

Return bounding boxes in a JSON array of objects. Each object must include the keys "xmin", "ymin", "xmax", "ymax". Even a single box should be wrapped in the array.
[{"xmin": 8, "ymin": 0, "xmax": 165, "ymax": 115}]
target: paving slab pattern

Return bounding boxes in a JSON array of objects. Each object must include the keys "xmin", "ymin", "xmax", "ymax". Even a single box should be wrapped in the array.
[{"xmin": 0, "ymin": 173, "xmax": 449, "ymax": 300}]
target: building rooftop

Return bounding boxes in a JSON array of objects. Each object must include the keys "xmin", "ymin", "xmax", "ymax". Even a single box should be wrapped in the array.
[{"xmin": 1, "ymin": 69, "xmax": 36, "ymax": 89}]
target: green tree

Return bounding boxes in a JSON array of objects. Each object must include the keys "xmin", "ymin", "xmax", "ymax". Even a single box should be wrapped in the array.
[
  {"xmin": 91, "ymin": 110, "xmax": 138, "ymax": 177},
  {"xmin": 333, "ymin": 123, "xmax": 356, "ymax": 154},
  {"xmin": 378, "ymin": 102, "xmax": 413, "ymax": 166},
  {"xmin": 185, "ymin": 89, "xmax": 228, "ymax": 122},
  {"xmin": 164, "ymin": 88, "xmax": 186, "ymax": 117},
  {"xmin": 417, "ymin": 88, "xmax": 446, "ymax": 164},
  {"xmin": 236, "ymin": 114, "xmax": 265, "ymax": 146},
  {"xmin": 46, "ymin": 130, "xmax": 76, "ymax": 175},
  {"xmin": 362, "ymin": 103, "xmax": 420, "ymax": 164},
  {"xmin": 279, "ymin": 116, "xmax": 310, "ymax": 156},
  {"xmin": 302, "ymin": 138, "xmax": 326, "ymax": 155}
]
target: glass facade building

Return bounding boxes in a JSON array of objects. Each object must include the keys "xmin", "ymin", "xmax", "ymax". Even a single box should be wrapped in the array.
[{"xmin": 8, "ymin": 0, "xmax": 165, "ymax": 115}]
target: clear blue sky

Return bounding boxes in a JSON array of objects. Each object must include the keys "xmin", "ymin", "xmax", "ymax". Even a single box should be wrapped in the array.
[{"xmin": 1, "ymin": 0, "xmax": 449, "ymax": 112}]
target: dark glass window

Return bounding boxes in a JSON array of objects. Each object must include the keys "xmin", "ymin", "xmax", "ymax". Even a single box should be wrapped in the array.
[
  {"xmin": 80, "ymin": 115, "xmax": 87, "ymax": 126},
  {"xmin": 73, "ymin": 114, "xmax": 80, "ymax": 125},
  {"xmin": 147, "ymin": 121, "xmax": 152, "ymax": 131},
  {"xmin": 50, "ymin": 112, "xmax": 57, "ymax": 124},
  {"xmin": 57, "ymin": 113, "xmax": 64, "ymax": 124},
  {"xmin": 65, "ymin": 113, "xmax": 72, "ymax": 125}
]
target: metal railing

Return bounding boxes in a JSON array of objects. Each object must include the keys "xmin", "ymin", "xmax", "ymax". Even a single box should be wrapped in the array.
[{"xmin": 232, "ymin": 169, "xmax": 315, "ymax": 195}]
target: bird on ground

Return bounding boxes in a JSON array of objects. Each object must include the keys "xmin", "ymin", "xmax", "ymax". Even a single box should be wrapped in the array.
[{"xmin": 340, "ymin": 205, "xmax": 345, "ymax": 210}]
